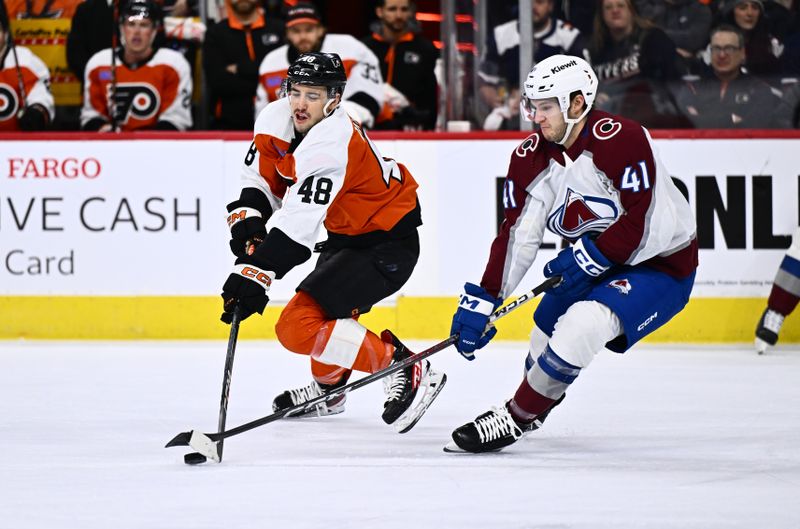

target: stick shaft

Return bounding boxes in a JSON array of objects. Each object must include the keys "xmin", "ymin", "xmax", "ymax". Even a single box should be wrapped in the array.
[
  {"xmin": 215, "ymin": 306, "xmax": 241, "ymax": 461},
  {"xmin": 201, "ymin": 276, "xmax": 559, "ymax": 444}
]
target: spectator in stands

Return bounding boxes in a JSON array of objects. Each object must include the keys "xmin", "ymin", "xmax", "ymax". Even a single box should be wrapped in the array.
[
  {"xmin": 675, "ymin": 25, "xmax": 786, "ymax": 127},
  {"xmin": 67, "ymin": 0, "xmax": 114, "ymax": 82},
  {"xmin": 588, "ymin": 0, "xmax": 684, "ymax": 127},
  {"xmin": 203, "ymin": 0, "xmax": 284, "ymax": 130},
  {"xmin": 636, "ymin": 0, "xmax": 713, "ymax": 69},
  {"xmin": 362, "ymin": 0, "xmax": 437, "ymax": 130},
  {"xmin": 81, "ymin": 0, "xmax": 193, "ymax": 131},
  {"xmin": 479, "ymin": 0, "xmax": 588, "ymax": 130},
  {"xmin": 255, "ymin": 2, "xmax": 384, "ymax": 127},
  {"xmin": 719, "ymin": 0, "xmax": 783, "ymax": 78},
  {"xmin": 0, "ymin": 7, "xmax": 55, "ymax": 130}
]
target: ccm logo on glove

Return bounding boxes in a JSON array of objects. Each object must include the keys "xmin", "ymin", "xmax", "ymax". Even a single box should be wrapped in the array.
[
  {"xmin": 236, "ymin": 264, "xmax": 274, "ymax": 288},
  {"xmin": 227, "ymin": 207, "xmax": 261, "ymax": 227}
]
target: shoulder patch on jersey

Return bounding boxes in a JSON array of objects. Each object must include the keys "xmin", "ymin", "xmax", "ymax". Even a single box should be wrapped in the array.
[
  {"xmin": 515, "ymin": 133, "xmax": 540, "ymax": 158},
  {"xmin": 547, "ymin": 187, "xmax": 619, "ymax": 240},
  {"xmin": 592, "ymin": 117, "xmax": 623, "ymax": 141}
]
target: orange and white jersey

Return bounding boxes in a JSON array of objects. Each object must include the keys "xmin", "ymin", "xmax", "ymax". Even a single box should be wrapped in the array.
[
  {"xmin": 81, "ymin": 47, "xmax": 193, "ymax": 131},
  {"xmin": 0, "ymin": 46, "xmax": 54, "ymax": 131},
  {"xmin": 241, "ymin": 97, "xmax": 418, "ymax": 251},
  {"xmin": 255, "ymin": 34, "xmax": 384, "ymax": 127}
]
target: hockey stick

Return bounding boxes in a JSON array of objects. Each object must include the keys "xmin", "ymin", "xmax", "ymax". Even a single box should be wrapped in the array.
[
  {"xmin": 0, "ymin": 1, "xmax": 26, "ymax": 118},
  {"xmin": 109, "ymin": 0, "xmax": 120, "ymax": 132},
  {"xmin": 182, "ymin": 306, "xmax": 242, "ymax": 465},
  {"xmin": 165, "ymin": 276, "xmax": 561, "ymax": 462}
]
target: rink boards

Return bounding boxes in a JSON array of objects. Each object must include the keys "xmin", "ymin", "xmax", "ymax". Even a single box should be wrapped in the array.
[{"xmin": 0, "ymin": 131, "xmax": 798, "ymax": 342}]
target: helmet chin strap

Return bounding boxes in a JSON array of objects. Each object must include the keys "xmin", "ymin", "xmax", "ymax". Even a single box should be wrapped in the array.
[
  {"xmin": 323, "ymin": 99, "xmax": 338, "ymax": 117},
  {"xmin": 556, "ymin": 106, "xmax": 591, "ymax": 145}
]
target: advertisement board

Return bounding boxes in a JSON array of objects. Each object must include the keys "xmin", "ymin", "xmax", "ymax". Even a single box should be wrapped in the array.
[{"xmin": 1, "ymin": 132, "xmax": 797, "ymax": 340}]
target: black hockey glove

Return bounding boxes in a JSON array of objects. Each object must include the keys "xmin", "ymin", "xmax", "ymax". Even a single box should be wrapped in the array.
[
  {"xmin": 226, "ymin": 198, "xmax": 267, "ymax": 258},
  {"xmin": 18, "ymin": 105, "xmax": 48, "ymax": 131},
  {"xmin": 220, "ymin": 259, "xmax": 275, "ymax": 323}
]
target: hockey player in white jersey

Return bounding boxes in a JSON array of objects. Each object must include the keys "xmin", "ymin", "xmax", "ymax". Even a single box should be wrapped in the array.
[
  {"xmin": 254, "ymin": 2, "xmax": 383, "ymax": 127},
  {"xmin": 446, "ymin": 55, "xmax": 698, "ymax": 453},
  {"xmin": 221, "ymin": 52, "xmax": 445, "ymax": 433}
]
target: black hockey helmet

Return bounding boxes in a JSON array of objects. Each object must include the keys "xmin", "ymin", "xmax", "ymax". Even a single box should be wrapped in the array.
[
  {"xmin": 286, "ymin": 52, "xmax": 347, "ymax": 98},
  {"xmin": 119, "ymin": 0, "xmax": 163, "ymax": 26}
]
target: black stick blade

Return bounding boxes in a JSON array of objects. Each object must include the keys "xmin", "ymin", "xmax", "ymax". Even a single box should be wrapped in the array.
[{"xmin": 165, "ymin": 431, "xmax": 193, "ymax": 448}]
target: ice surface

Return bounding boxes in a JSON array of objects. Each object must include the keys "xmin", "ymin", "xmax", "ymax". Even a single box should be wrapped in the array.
[{"xmin": 1, "ymin": 340, "xmax": 798, "ymax": 529}]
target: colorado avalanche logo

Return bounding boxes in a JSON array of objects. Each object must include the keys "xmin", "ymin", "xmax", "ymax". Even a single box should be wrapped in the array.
[
  {"xmin": 547, "ymin": 188, "xmax": 619, "ymax": 240},
  {"xmin": 592, "ymin": 117, "xmax": 622, "ymax": 140},
  {"xmin": 608, "ymin": 278, "xmax": 632, "ymax": 295},
  {"xmin": 515, "ymin": 133, "xmax": 539, "ymax": 158}
]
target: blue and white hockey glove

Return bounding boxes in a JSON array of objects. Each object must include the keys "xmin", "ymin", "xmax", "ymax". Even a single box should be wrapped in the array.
[
  {"xmin": 450, "ymin": 283, "xmax": 503, "ymax": 360},
  {"xmin": 544, "ymin": 235, "xmax": 612, "ymax": 297},
  {"xmin": 221, "ymin": 259, "xmax": 275, "ymax": 323}
]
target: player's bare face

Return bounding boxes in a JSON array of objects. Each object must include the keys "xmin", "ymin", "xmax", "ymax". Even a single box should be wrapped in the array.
[
  {"xmin": 378, "ymin": 0, "xmax": 411, "ymax": 33},
  {"xmin": 602, "ymin": 0, "xmax": 633, "ymax": 35},
  {"xmin": 286, "ymin": 23, "xmax": 324, "ymax": 54},
  {"xmin": 289, "ymin": 84, "xmax": 329, "ymax": 133},
  {"xmin": 122, "ymin": 18, "xmax": 156, "ymax": 56},
  {"xmin": 531, "ymin": 98, "xmax": 567, "ymax": 142},
  {"xmin": 733, "ymin": 1, "xmax": 760, "ymax": 30}
]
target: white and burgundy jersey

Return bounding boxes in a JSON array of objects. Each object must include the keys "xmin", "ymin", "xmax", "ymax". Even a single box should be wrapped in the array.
[
  {"xmin": 0, "ymin": 46, "xmax": 55, "ymax": 131},
  {"xmin": 81, "ymin": 47, "xmax": 192, "ymax": 131},
  {"xmin": 483, "ymin": 110, "xmax": 698, "ymax": 299},
  {"xmin": 254, "ymin": 34, "xmax": 384, "ymax": 126},
  {"xmin": 241, "ymin": 97, "xmax": 418, "ymax": 254}
]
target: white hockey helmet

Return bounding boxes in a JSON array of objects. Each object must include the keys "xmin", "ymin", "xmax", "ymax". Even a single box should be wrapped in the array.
[{"xmin": 520, "ymin": 54, "xmax": 598, "ymax": 144}]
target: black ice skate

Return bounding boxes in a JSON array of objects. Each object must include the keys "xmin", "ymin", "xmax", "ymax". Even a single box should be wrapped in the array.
[
  {"xmin": 755, "ymin": 308, "xmax": 785, "ymax": 355},
  {"xmin": 444, "ymin": 395, "xmax": 565, "ymax": 454},
  {"xmin": 380, "ymin": 330, "xmax": 447, "ymax": 433},
  {"xmin": 272, "ymin": 376, "xmax": 348, "ymax": 418}
]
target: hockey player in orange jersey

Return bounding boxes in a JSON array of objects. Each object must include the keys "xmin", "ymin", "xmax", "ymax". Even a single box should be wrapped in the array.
[
  {"xmin": 80, "ymin": 0, "xmax": 192, "ymax": 132},
  {"xmin": 0, "ymin": 6, "xmax": 54, "ymax": 131},
  {"xmin": 220, "ymin": 52, "xmax": 446, "ymax": 433}
]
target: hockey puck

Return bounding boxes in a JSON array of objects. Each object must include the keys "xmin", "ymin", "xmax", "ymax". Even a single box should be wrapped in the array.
[{"xmin": 184, "ymin": 452, "xmax": 208, "ymax": 465}]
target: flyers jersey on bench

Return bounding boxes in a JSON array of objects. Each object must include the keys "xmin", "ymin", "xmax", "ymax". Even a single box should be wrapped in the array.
[
  {"xmin": 241, "ymin": 97, "xmax": 419, "ymax": 254},
  {"xmin": 0, "ymin": 46, "xmax": 54, "ymax": 131},
  {"xmin": 255, "ymin": 34, "xmax": 383, "ymax": 124},
  {"xmin": 81, "ymin": 47, "xmax": 192, "ymax": 131}
]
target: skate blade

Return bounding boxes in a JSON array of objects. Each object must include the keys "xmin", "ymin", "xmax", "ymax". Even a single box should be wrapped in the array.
[
  {"xmin": 393, "ymin": 371, "xmax": 447, "ymax": 434},
  {"xmin": 442, "ymin": 441, "xmax": 504, "ymax": 454}
]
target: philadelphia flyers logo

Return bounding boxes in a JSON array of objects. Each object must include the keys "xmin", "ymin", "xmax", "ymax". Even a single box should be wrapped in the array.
[
  {"xmin": 0, "ymin": 83, "xmax": 20, "ymax": 121},
  {"xmin": 592, "ymin": 117, "xmax": 622, "ymax": 140},
  {"xmin": 515, "ymin": 133, "xmax": 540, "ymax": 158},
  {"xmin": 111, "ymin": 82, "xmax": 160, "ymax": 124}
]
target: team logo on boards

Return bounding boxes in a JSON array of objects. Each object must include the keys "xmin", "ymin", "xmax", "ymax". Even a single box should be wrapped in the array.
[
  {"xmin": 547, "ymin": 188, "xmax": 618, "ymax": 240},
  {"xmin": 608, "ymin": 279, "xmax": 631, "ymax": 295}
]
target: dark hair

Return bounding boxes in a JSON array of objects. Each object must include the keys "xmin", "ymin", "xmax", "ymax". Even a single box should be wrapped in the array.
[
  {"xmin": 710, "ymin": 23, "xmax": 745, "ymax": 48},
  {"xmin": 375, "ymin": 0, "xmax": 414, "ymax": 8}
]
